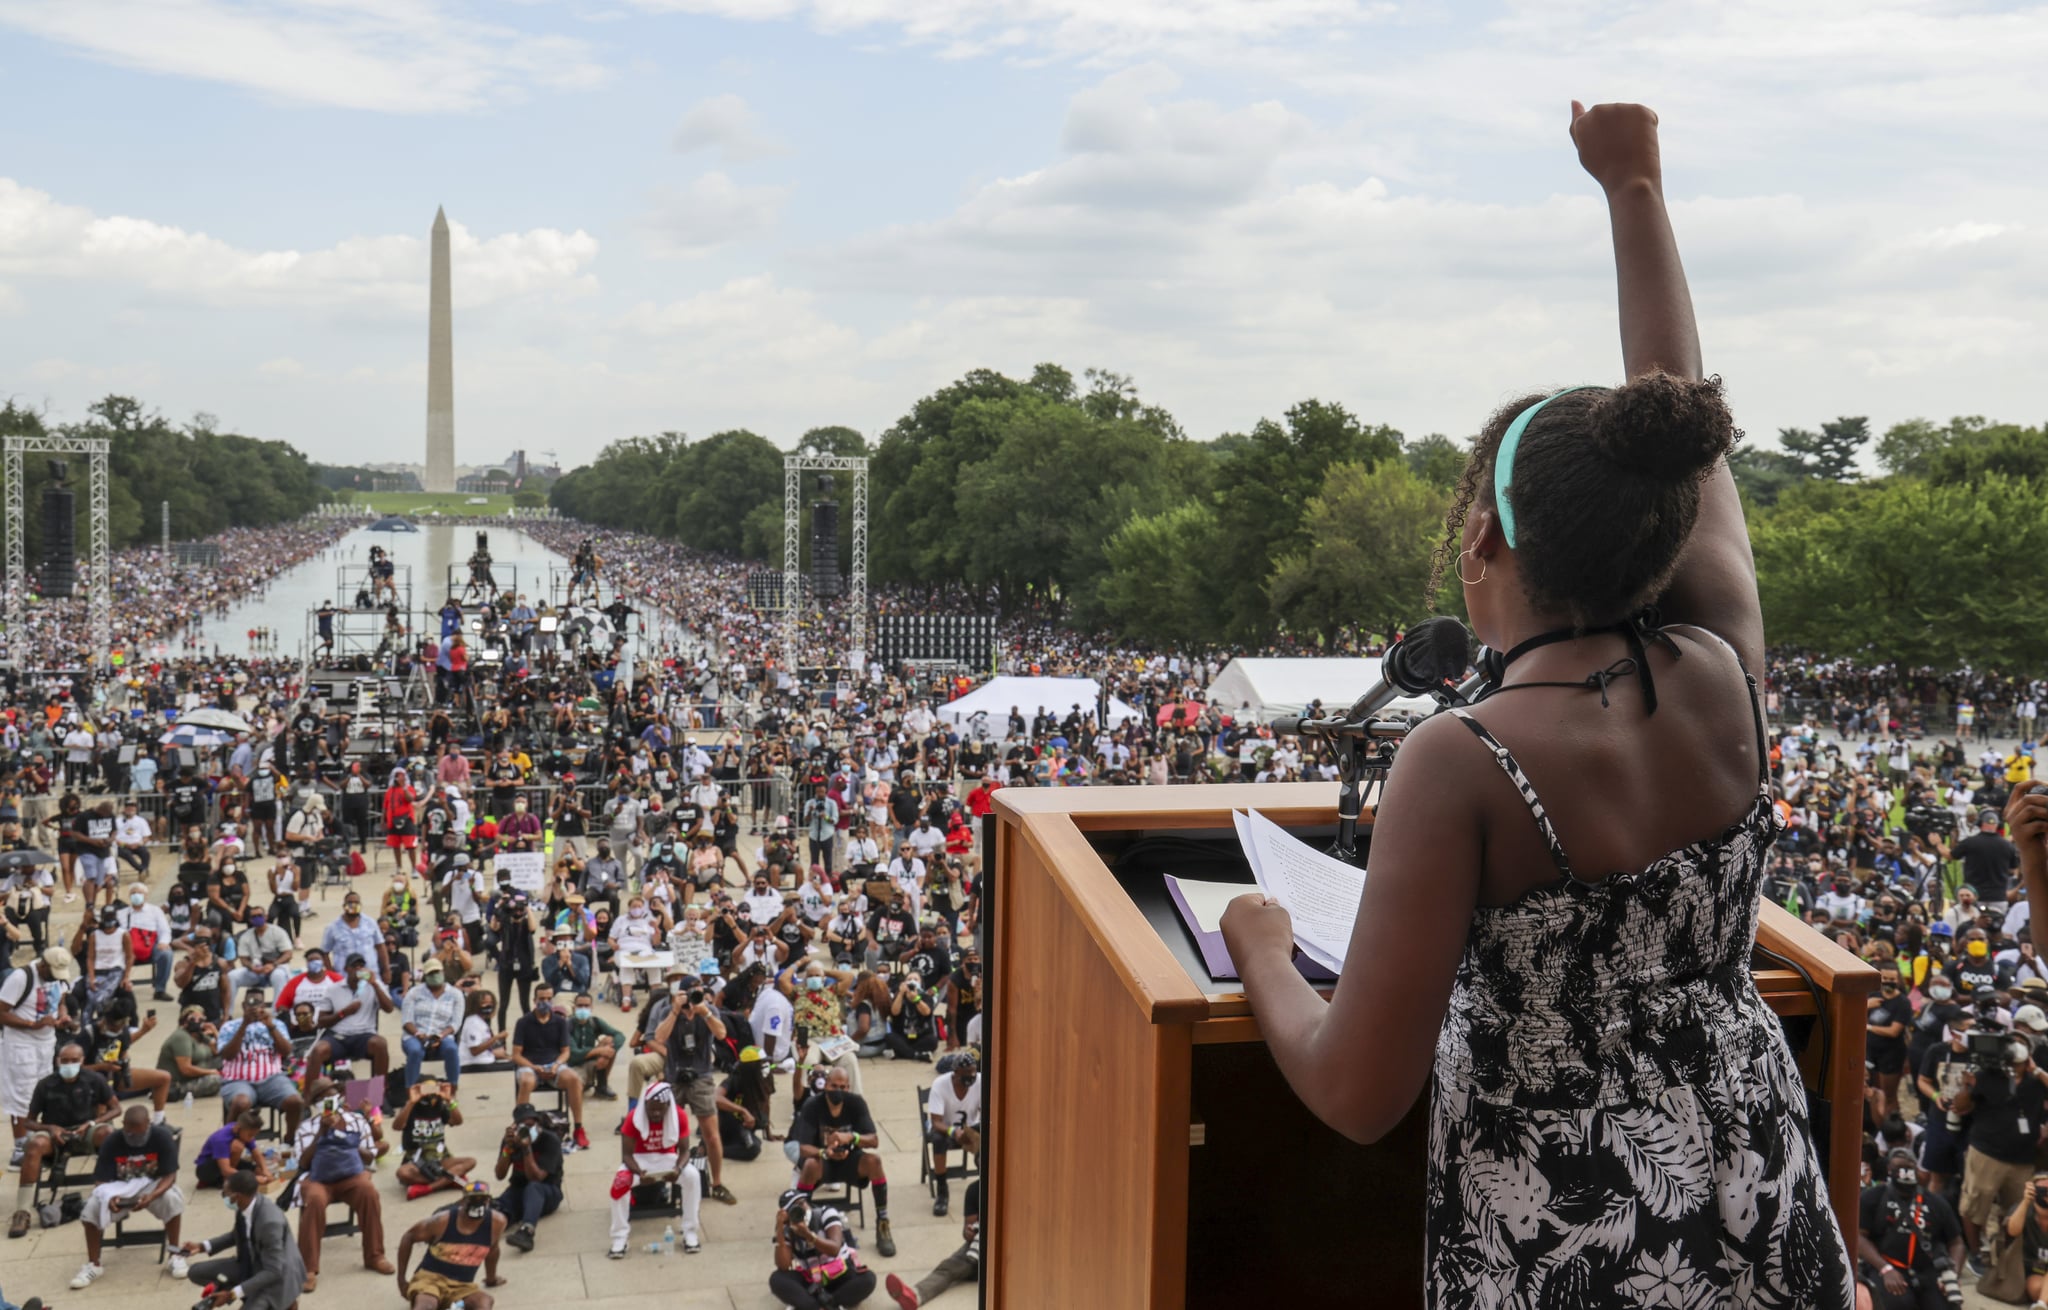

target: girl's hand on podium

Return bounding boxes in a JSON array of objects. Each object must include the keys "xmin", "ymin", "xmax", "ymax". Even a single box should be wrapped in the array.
[{"xmin": 1221, "ymin": 892, "xmax": 1293, "ymax": 965}]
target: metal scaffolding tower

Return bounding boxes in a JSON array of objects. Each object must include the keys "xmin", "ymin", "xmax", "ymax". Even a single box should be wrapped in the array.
[
  {"xmin": 4, "ymin": 435, "xmax": 112, "ymax": 669},
  {"xmin": 781, "ymin": 454, "xmax": 868, "ymax": 674}
]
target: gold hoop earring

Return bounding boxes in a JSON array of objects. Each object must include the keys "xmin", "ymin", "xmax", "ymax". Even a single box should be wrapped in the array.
[{"xmin": 1457, "ymin": 549, "xmax": 1487, "ymax": 586}]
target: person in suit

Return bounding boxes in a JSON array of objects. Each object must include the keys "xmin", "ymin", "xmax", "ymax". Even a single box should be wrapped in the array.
[{"xmin": 179, "ymin": 1169, "xmax": 306, "ymax": 1310}]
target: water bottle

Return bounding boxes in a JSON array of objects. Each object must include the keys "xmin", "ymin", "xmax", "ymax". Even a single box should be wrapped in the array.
[
  {"xmin": 645, "ymin": 1241, "xmax": 662, "ymax": 1254},
  {"xmin": 662, "ymin": 1223, "xmax": 675, "ymax": 1254},
  {"xmin": 183, "ymin": 1091, "xmax": 194, "ymax": 1113}
]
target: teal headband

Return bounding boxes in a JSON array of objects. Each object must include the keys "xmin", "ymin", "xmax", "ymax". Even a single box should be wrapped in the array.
[{"xmin": 1493, "ymin": 385, "xmax": 1598, "ymax": 549}]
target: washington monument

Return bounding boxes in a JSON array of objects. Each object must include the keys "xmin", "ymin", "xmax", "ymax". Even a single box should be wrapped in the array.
[{"xmin": 423, "ymin": 205, "xmax": 455, "ymax": 493}]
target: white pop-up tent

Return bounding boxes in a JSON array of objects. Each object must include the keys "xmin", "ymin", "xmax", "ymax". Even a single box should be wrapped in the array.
[
  {"xmin": 937, "ymin": 675, "xmax": 1139, "ymax": 732},
  {"xmin": 1205, "ymin": 657, "xmax": 1434, "ymax": 725}
]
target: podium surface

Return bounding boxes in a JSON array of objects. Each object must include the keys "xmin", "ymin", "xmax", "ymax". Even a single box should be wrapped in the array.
[{"xmin": 983, "ymin": 783, "xmax": 1877, "ymax": 1309}]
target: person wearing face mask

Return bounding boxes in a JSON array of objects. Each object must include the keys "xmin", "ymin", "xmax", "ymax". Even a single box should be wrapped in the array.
[
  {"xmin": 2, "ymin": 946, "xmax": 76, "ymax": 1167},
  {"xmin": 793, "ymin": 1065, "xmax": 896, "ymax": 1259},
  {"xmin": 923, "ymin": 1050, "xmax": 981, "ymax": 1219},
  {"xmin": 501, "ymin": 795, "xmax": 543, "ymax": 854},
  {"xmin": 1867, "ymin": 974, "xmax": 1916, "ymax": 1123},
  {"xmin": 607, "ymin": 1080, "xmax": 702, "ymax": 1259},
  {"xmin": 1955, "ymin": 928, "xmax": 2000, "ymax": 999},
  {"xmin": 793, "ymin": 964, "xmax": 861, "ymax": 1095},
  {"xmin": 9, "ymin": 1040, "xmax": 117, "ymax": 1238},
  {"xmin": 225, "ymin": 910, "xmax": 292, "ymax": 1015},
  {"xmin": 1908, "ymin": 975, "xmax": 1962, "ymax": 1090},
  {"xmin": 511, "ymin": 987, "xmax": 589, "ymax": 1151},
  {"xmin": 1953, "ymin": 1020, "xmax": 2048, "ymax": 1267},
  {"xmin": 84, "ymin": 1003, "xmax": 170, "ymax": 1124},
  {"xmin": 178, "ymin": 1166, "xmax": 305, "ymax": 1310},
  {"xmin": 493, "ymin": 1103, "xmax": 565, "ymax": 1253},
  {"xmin": 70, "ymin": 1104, "xmax": 190, "ymax": 1289},
  {"xmin": 1856, "ymin": 1147, "xmax": 1965, "ymax": 1310},
  {"xmin": 116, "ymin": 882, "xmax": 174, "ymax": 1001},
  {"xmin": 401, "ymin": 962, "xmax": 467, "ymax": 1090},
  {"xmin": 566, "ymin": 991, "xmax": 623, "ymax": 1100},
  {"xmin": 396, "ymin": 1179, "xmax": 506, "ymax": 1310},
  {"xmin": 308, "ymin": 953, "xmax": 394, "ymax": 1087},
  {"xmin": 288, "ymin": 1079, "xmax": 394, "ymax": 1289},
  {"xmin": 395, "ymin": 1077, "xmax": 476, "ymax": 1200},
  {"xmin": 608, "ymin": 897, "xmax": 662, "ymax": 1012},
  {"xmin": 321, "ymin": 891, "xmax": 391, "ymax": 995}
]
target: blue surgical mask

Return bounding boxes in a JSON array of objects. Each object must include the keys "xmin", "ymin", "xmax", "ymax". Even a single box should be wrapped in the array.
[
  {"xmin": 57, "ymin": 1062, "xmax": 81, "ymax": 1080},
  {"xmin": 573, "ymin": 1006, "xmax": 592, "ymax": 1021}
]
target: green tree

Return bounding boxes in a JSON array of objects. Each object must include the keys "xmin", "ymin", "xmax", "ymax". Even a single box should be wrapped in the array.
[
  {"xmin": 1404, "ymin": 434, "xmax": 1467, "ymax": 490},
  {"xmin": 1777, "ymin": 416, "xmax": 1870, "ymax": 482},
  {"xmin": 1874, "ymin": 418, "xmax": 1949, "ymax": 478},
  {"xmin": 796, "ymin": 426, "xmax": 868, "ymax": 459},
  {"xmin": 869, "ymin": 368, "xmax": 1024, "ymax": 584},
  {"xmin": 1920, "ymin": 420, "xmax": 2048, "ymax": 486},
  {"xmin": 1210, "ymin": 399, "xmax": 1402, "ymax": 638},
  {"xmin": 1752, "ymin": 473, "xmax": 2048, "ymax": 674},
  {"xmin": 671, "ymin": 430, "xmax": 782, "ymax": 558},
  {"xmin": 1095, "ymin": 502, "xmax": 1225, "ymax": 645},
  {"xmin": 1268, "ymin": 460, "xmax": 1448, "ymax": 645},
  {"xmin": 1729, "ymin": 446, "xmax": 1812, "ymax": 508}
]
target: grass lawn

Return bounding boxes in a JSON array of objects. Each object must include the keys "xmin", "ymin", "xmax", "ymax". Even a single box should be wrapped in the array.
[{"xmin": 333, "ymin": 491, "xmax": 529, "ymax": 516}]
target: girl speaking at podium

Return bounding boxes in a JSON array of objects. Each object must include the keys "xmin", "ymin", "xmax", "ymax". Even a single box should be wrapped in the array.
[{"xmin": 1222, "ymin": 102, "xmax": 1855, "ymax": 1309}]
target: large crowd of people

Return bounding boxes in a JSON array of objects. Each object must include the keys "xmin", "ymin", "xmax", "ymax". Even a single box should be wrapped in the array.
[{"xmin": 3, "ymin": 509, "xmax": 2048, "ymax": 1307}]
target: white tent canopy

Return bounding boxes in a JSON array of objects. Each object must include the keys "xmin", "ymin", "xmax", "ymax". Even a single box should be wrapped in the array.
[
  {"xmin": 937, "ymin": 676, "xmax": 1139, "ymax": 732},
  {"xmin": 1205, "ymin": 657, "xmax": 1434, "ymax": 725}
]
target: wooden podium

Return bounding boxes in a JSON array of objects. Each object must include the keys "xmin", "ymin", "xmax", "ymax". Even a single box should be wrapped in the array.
[{"xmin": 982, "ymin": 783, "xmax": 1878, "ymax": 1309}]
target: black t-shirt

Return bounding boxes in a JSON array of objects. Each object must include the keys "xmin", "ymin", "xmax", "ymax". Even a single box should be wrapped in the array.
[
  {"xmin": 28, "ymin": 1070, "xmax": 114, "ymax": 1129},
  {"xmin": 793, "ymin": 1090, "xmax": 877, "ymax": 1150},
  {"xmin": 180, "ymin": 959, "xmax": 225, "ymax": 1022},
  {"xmin": 1955, "ymin": 954, "xmax": 1998, "ymax": 997},
  {"xmin": 94, "ymin": 1122, "xmax": 180, "ymax": 1183},
  {"xmin": 519, "ymin": 1128, "xmax": 564, "ymax": 1185},
  {"xmin": 905, "ymin": 943, "xmax": 952, "ymax": 988},
  {"xmin": 1967, "ymin": 1064, "xmax": 2048, "ymax": 1164},
  {"xmin": 869, "ymin": 907, "xmax": 912, "ymax": 947},
  {"xmin": 1859, "ymin": 1184, "xmax": 1960, "ymax": 1270},
  {"xmin": 170, "ymin": 781, "xmax": 204, "ymax": 818},
  {"xmin": 1954, "ymin": 832, "xmax": 2020, "ymax": 902},
  {"xmin": 511, "ymin": 1011, "xmax": 570, "ymax": 1067},
  {"xmin": 663, "ymin": 1008, "xmax": 718, "ymax": 1082},
  {"xmin": 1908, "ymin": 999, "xmax": 1961, "ymax": 1072},
  {"xmin": 1866, "ymin": 994, "xmax": 1915, "ymax": 1065},
  {"xmin": 402, "ymin": 1098, "xmax": 454, "ymax": 1159}
]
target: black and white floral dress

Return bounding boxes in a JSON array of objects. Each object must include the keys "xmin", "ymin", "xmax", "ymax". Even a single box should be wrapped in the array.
[{"xmin": 1429, "ymin": 690, "xmax": 1855, "ymax": 1309}]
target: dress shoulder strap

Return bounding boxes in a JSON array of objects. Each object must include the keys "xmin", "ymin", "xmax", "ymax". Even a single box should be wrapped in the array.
[{"xmin": 1447, "ymin": 709, "xmax": 1575, "ymax": 881}]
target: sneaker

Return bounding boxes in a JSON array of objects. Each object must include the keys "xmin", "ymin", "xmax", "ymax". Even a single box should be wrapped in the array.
[
  {"xmin": 8, "ymin": 1209, "xmax": 30, "ymax": 1239},
  {"xmin": 607, "ymin": 1241, "xmax": 627, "ymax": 1260},
  {"xmin": 876, "ymin": 1217, "xmax": 896, "ymax": 1259},
  {"xmin": 933, "ymin": 1191, "xmax": 949, "ymax": 1217},
  {"xmin": 573, "ymin": 1126, "xmax": 592, "ymax": 1151},
  {"xmin": 508, "ymin": 1223, "xmax": 536, "ymax": 1252},
  {"xmin": 1969, "ymin": 1251, "xmax": 1990, "ymax": 1279},
  {"xmin": 168, "ymin": 1250, "xmax": 190, "ymax": 1280},
  {"xmin": 8, "ymin": 1141, "xmax": 23, "ymax": 1167},
  {"xmin": 886, "ymin": 1274, "xmax": 921, "ymax": 1308},
  {"xmin": 709, "ymin": 1182, "xmax": 737, "ymax": 1205},
  {"xmin": 69, "ymin": 1261, "xmax": 104, "ymax": 1289},
  {"xmin": 407, "ymin": 1183, "xmax": 433, "ymax": 1200},
  {"xmin": 682, "ymin": 1229, "xmax": 701, "ymax": 1254},
  {"xmin": 153, "ymin": 990, "xmax": 174, "ymax": 1002}
]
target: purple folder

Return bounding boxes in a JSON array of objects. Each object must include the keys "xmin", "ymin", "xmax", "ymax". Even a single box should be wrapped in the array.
[{"xmin": 1164, "ymin": 875, "xmax": 1337, "ymax": 984}]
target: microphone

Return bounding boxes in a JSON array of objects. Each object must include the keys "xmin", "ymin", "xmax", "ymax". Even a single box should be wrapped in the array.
[{"xmin": 1274, "ymin": 618, "xmax": 1474, "ymax": 737}]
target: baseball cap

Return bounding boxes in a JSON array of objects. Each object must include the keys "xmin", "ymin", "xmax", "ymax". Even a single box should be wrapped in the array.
[
  {"xmin": 41, "ymin": 947, "xmax": 77, "ymax": 983},
  {"xmin": 2016, "ymin": 1004, "xmax": 2048, "ymax": 1032},
  {"xmin": 1982, "ymin": 809, "xmax": 2003, "ymax": 827},
  {"xmin": 1932, "ymin": 922, "xmax": 1954, "ymax": 937},
  {"xmin": 511, "ymin": 1103, "xmax": 543, "ymax": 1123}
]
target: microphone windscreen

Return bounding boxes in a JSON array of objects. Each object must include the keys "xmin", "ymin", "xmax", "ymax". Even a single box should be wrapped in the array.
[
  {"xmin": 1388, "ymin": 617, "xmax": 1475, "ymax": 694},
  {"xmin": 1270, "ymin": 716, "xmax": 1308, "ymax": 737}
]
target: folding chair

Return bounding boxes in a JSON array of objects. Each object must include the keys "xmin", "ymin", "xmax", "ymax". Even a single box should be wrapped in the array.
[{"xmin": 809, "ymin": 1179, "xmax": 867, "ymax": 1230}]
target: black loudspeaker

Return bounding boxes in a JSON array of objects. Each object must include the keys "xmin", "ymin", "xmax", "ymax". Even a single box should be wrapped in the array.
[
  {"xmin": 811, "ymin": 499, "xmax": 840, "ymax": 598},
  {"xmin": 40, "ymin": 485, "xmax": 76, "ymax": 599}
]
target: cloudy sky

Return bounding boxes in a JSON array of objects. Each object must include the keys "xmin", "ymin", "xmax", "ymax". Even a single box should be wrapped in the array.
[{"xmin": 0, "ymin": 1, "xmax": 2041, "ymax": 472}]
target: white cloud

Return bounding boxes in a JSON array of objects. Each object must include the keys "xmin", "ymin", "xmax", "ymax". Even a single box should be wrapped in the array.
[
  {"xmin": 671, "ymin": 94, "xmax": 788, "ymax": 162},
  {"xmin": 258, "ymin": 357, "xmax": 307, "ymax": 376},
  {"xmin": 639, "ymin": 172, "xmax": 788, "ymax": 256},
  {"xmin": 0, "ymin": 0, "xmax": 608, "ymax": 113},
  {"xmin": 628, "ymin": 0, "xmax": 1389, "ymax": 61},
  {"xmin": 0, "ymin": 179, "xmax": 600, "ymax": 314}
]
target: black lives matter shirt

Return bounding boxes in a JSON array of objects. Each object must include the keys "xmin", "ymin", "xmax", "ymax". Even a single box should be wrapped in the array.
[{"xmin": 95, "ymin": 1122, "xmax": 180, "ymax": 1183}]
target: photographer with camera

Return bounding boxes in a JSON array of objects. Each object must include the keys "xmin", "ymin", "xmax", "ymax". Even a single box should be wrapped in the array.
[
  {"xmin": 492, "ymin": 1103, "xmax": 563, "ymax": 1253},
  {"xmin": 1953, "ymin": 1010, "xmax": 2048, "ymax": 1268},
  {"xmin": 395, "ymin": 1077, "xmax": 475, "ymax": 1201},
  {"xmin": 643, "ymin": 974, "xmax": 738, "ymax": 1205},
  {"xmin": 885, "ymin": 973, "xmax": 937, "ymax": 1064},
  {"xmin": 772, "ymin": 1185, "xmax": 874, "ymax": 1309},
  {"xmin": 1858, "ymin": 1147, "xmax": 1966, "ymax": 1309},
  {"xmin": 288, "ymin": 1079, "xmax": 392, "ymax": 1290}
]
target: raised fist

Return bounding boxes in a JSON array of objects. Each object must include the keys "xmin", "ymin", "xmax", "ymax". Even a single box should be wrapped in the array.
[{"xmin": 1568, "ymin": 100, "xmax": 1662, "ymax": 193}]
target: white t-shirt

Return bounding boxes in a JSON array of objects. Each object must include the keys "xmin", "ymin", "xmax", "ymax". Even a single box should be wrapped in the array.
[
  {"xmin": 459, "ymin": 1014, "xmax": 500, "ymax": 1067},
  {"xmin": 927, "ymin": 1072, "xmax": 983, "ymax": 1130},
  {"xmin": 749, "ymin": 986, "xmax": 795, "ymax": 1067}
]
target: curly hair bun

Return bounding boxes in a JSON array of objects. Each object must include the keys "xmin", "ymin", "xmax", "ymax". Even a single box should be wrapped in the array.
[{"xmin": 1588, "ymin": 372, "xmax": 1735, "ymax": 483}]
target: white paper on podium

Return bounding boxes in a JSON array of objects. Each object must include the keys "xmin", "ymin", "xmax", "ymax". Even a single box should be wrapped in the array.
[{"xmin": 1233, "ymin": 809, "xmax": 1365, "ymax": 973}]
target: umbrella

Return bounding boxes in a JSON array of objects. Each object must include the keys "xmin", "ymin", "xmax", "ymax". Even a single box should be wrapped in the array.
[
  {"xmin": 369, "ymin": 516, "xmax": 419, "ymax": 533},
  {"xmin": 177, "ymin": 707, "xmax": 254, "ymax": 734},
  {"xmin": 0, "ymin": 848, "xmax": 56, "ymax": 871},
  {"xmin": 1156, "ymin": 701, "xmax": 1204, "ymax": 726},
  {"xmin": 161, "ymin": 724, "xmax": 235, "ymax": 750}
]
